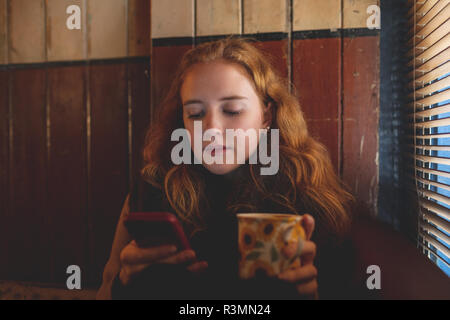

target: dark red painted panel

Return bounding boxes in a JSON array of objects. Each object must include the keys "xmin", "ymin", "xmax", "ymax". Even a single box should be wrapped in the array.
[
  {"xmin": 89, "ymin": 63, "xmax": 129, "ymax": 285},
  {"xmin": 0, "ymin": 70, "xmax": 9, "ymax": 279},
  {"xmin": 306, "ymin": 119, "xmax": 339, "ymax": 173},
  {"xmin": 293, "ymin": 38, "xmax": 342, "ymax": 173},
  {"xmin": 9, "ymin": 69, "xmax": 51, "ymax": 282},
  {"xmin": 293, "ymin": 38, "xmax": 341, "ymax": 120},
  {"xmin": 152, "ymin": 45, "xmax": 192, "ymax": 121},
  {"xmin": 129, "ymin": 60, "xmax": 151, "ymax": 185},
  {"xmin": 47, "ymin": 65, "xmax": 88, "ymax": 284},
  {"xmin": 342, "ymin": 36, "xmax": 380, "ymax": 215},
  {"xmin": 253, "ymin": 40, "xmax": 288, "ymax": 80}
]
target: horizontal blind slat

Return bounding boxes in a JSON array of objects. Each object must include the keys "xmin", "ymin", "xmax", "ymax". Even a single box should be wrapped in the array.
[
  {"xmin": 410, "ymin": 61, "xmax": 450, "ymax": 87},
  {"xmin": 408, "ymin": 4, "xmax": 450, "ymax": 44},
  {"xmin": 417, "ymin": 240, "xmax": 450, "ymax": 267},
  {"xmin": 414, "ymin": 144, "xmax": 450, "ymax": 151},
  {"xmin": 408, "ymin": 19, "xmax": 450, "ymax": 58},
  {"xmin": 414, "ymin": 46, "xmax": 450, "ymax": 73},
  {"xmin": 420, "ymin": 221, "xmax": 450, "ymax": 247},
  {"xmin": 419, "ymin": 197, "xmax": 450, "ymax": 220},
  {"xmin": 415, "ymin": 166, "xmax": 450, "ymax": 179},
  {"xmin": 417, "ymin": 176, "xmax": 450, "ymax": 192},
  {"xmin": 414, "ymin": 132, "xmax": 450, "ymax": 139},
  {"xmin": 409, "ymin": 76, "xmax": 450, "ymax": 97},
  {"xmin": 417, "ymin": 1, "xmax": 450, "ymax": 28},
  {"xmin": 412, "ymin": 103, "xmax": 450, "ymax": 117},
  {"xmin": 415, "ymin": 115, "xmax": 450, "ymax": 127},
  {"xmin": 422, "ymin": 208, "xmax": 450, "ymax": 234},
  {"xmin": 418, "ymin": 187, "xmax": 450, "ymax": 206},
  {"xmin": 419, "ymin": 230, "xmax": 450, "ymax": 259}
]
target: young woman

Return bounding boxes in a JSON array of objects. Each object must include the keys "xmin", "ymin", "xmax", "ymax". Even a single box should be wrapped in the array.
[{"xmin": 96, "ymin": 37, "xmax": 356, "ymax": 300}]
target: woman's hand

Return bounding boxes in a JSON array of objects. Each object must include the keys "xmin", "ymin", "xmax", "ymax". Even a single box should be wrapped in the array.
[
  {"xmin": 277, "ymin": 214, "xmax": 318, "ymax": 299},
  {"xmin": 118, "ymin": 240, "xmax": 208, "ymax": 286}
]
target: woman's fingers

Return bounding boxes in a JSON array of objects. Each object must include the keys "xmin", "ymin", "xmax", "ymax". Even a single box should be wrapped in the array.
[
  {"xmin": 119, "ymin": 262, "xmax": 153, "ymax": 286},
  {"xmin": 301, "ymin": 214, "xmax": 315, "ymax": 241},
  {"xmin": 295, "ymin": 279, "xmax": 319, "ymax": 297},
  {"xmin": 186, "ymin": 261, "xmax": 209, "ymax": 274},
  {"xmin": 157, "ymin": 249, "xmax": 197, "ymax": 265},
  {"xmin": 120, "ymin": 242, "xmax": 178, "ymax": 265},
  {"xmin": 299, "ymin": 240, "xmax": 316, "ymax": 266},
  {"xmin": 277, "ymin": 264, "xmax": 317, "ymax": 284}
]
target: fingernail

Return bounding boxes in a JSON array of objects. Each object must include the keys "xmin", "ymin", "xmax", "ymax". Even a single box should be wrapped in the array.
[{"xmin": 169, "ymin": 246, "xmax": 177, "ymax": 253}]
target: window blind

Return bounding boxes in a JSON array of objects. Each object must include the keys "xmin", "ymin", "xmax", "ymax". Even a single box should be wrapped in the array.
[{"xmin": 407, "ymin": 0, "xmax": 450, "ymax": 274}]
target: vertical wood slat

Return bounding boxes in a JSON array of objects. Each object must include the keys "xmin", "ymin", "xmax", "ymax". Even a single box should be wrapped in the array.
[
  {"xmin": 46, "ymin": 0, "xmax": 85, "ymax": 62},
  {"xmin": 243, "ymin": 0, "xmax": 287, "ymax": 34},
  {"xmin": 47, "ymin": 65, "xmax": 88, "ymax": 284},
  {"xmin": 151, "ymin": 45, "xmax": 193, "ymax": 122},
  {"xmin": 129, "ymin": 60, "xmax": 151, "ymax": 186},
  {"xmin": 196, "ymin": 0, "xmax": 241, "ymax": 36},
  {"xmin": 342, "ymin": 36, "xmax": 380, "ymax": 216},
  {"xmin": 151, "ymin": 0, "xmax": 194, "ymax": 39},
  {"xmin": 0, "ymin": 0, "xmax": 7, "ymax": 64},
  {"xmin": 89, "ymin": 64, "xmax": 129, "ymax": 285},
  {"xmin": 293, "ymin": 0, "xmax": 342, "ymax": 31},
  {"xmin": 0, "ymin": 70, "xmax": 9, "ymax": 279},
  {"xmin": 87, "ymin": 0, "xmax": 127, "ymax": 59},
  {"xmin": 8, "ymin": 0, "xmax": 46, "ymax": 63},
  {"xmin": 293, "ymin": 38, "xmax": 342, "ymax": 172},
  {"xmin": 9, "ymin": 69, "xmax": 51, "ymax": 282},
  {"xmin": 128, "ymin": 0, "xmax": 151, "ymax": 57}
]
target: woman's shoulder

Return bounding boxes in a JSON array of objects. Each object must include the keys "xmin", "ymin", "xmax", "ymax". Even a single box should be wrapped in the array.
[{"xmin": 128, "ymin": 175, "xmax": 169, "ymax": 213}]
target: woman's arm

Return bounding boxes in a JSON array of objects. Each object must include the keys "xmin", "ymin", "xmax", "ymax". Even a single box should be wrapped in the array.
[{"xmin": 96, "ymin": 194, "xmax": 132, "ymax": 300}]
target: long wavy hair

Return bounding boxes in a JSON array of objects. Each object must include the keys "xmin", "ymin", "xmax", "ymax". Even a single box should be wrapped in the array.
[{"xmin": 141, "ymin": 37, "xmax": 355, "ymax": 244}]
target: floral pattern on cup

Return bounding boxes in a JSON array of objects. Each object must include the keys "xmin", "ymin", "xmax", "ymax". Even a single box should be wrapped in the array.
[{"xmin": 237, "ymin": 213, "xmax": 306, "ymax": 279}]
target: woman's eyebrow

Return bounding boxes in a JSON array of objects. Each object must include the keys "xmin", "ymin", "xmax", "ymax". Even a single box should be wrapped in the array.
[{"xmin": 183, "ymin": 95, "xmax": 248, "ymax": 106}]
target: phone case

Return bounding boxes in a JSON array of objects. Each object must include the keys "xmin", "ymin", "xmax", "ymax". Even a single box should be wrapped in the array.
[{"xmin": 124, "ymin": 211, "xmax": 191, "ymax": 250}]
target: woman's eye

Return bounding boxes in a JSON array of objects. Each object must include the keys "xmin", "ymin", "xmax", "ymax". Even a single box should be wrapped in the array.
[
  {"xmin": 225, "ymin": 110, "xmax": 241, "ymax": 116},
  {"xmin": 188, "ymin": 112, "xmax": 204, "ymax": 119}
]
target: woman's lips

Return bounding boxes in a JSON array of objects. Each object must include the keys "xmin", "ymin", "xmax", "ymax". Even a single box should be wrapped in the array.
[{"xmin": 206, "ymin": 145, "xmax": 230, "ymax": 156}]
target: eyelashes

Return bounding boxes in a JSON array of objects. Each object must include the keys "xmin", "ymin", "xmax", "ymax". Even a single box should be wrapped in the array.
[{"xmin": 188, "ymin": 110, "xmax": 242, "ymax": 119}]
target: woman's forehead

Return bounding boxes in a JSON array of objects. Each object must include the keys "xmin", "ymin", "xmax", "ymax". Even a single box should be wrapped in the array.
[{"xmin": 180, "ymin": 61, "xmax": 256, "ymax": 100}]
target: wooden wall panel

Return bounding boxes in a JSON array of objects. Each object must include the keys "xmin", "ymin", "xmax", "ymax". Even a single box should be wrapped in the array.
[
  {"xmin": 293, "ymin": 0, "xmax": 341, "ymax": 31},
  {"xmin": 89, "ymin": 64, "xmax": 129, "ymax": 284},
  {"xmin": 293, "ymin": 38, "xmax": 341, "ymax": 171},
  {"xmin": 342, "ymin": 36, "xmax": 380, "ymax": 216},
  {"xmin": 129, "ymin": 60, "xmax": 151, "ymax": 185},
  {"xmin": 253, "ymin": 40, "xmax": 289, "ymax": 80},
  {"xmin": 47, "ymin": 66, "xmax": 87, "ymax": 284},
  {"xmin": 196, "ymin": 0, "xmax": 241, "ymax": 36},
  {"xmin": 152, "ymin": 45, "xmax": 192, "ymax": 121},
  {"xmin": 87, "ymin": 0, "xmax": 127, "ymax": 59},
  {"xmin": 9, "ymin": 69, "xmax": 50, "ymax": 281},
  {"xmin": 151, "ymin": 0, "xmax": 194, "ymax": 38},
  {"xmin": 344, "ymin": 0, "xmax": 380, "ymax": 29},
  {"xmin": 46, "ymin": 0, "xmax": 85, "ymax": 61},
  {"xmin": 0, "ymin": 70, "xmax": 9, "ymax": 279},
  {"xmin": 8, "ymin": 0, "xmax": 46, "ymax": 63},
  {"xmin": 243, "ymin": 0, "xmax": 287, "ymax": 34},
  {"xmin": 0, "ymin": 0, "xmax": 6, "ymax": 64},
  {"xmin": 128, "ymin": 0, "xmax": 151, "ymax": 56}
]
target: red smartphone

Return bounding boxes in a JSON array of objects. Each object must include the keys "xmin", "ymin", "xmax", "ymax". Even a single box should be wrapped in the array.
[{"xmin": 124, "ymin": 211, "xmax": 191, "ymax": 250}]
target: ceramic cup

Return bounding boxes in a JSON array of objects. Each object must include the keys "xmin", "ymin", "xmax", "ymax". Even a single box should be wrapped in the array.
[{"xmin": 237, "ymin": 213, "xmax": 306, "ymax": 279}]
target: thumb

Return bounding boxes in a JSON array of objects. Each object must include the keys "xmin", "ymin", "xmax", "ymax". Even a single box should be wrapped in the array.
[{"xmin": 301, "ymin": 214, "xmax": 315, "ymax": 241}]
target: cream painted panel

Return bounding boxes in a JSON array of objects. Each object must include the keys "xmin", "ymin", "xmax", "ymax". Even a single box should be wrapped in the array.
[
  {"xmin": 244, "ymin": 0, "xmax": 287, "ymax": 34},
  {"xmin": 293, "ymin": 0, "xmax": 341, "ymax": 31}
]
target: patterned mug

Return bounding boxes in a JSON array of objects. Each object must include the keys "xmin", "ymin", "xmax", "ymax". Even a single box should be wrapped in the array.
[{"xmin": 237, "ymin": 213, "xmax": 306, "ymax": 279}]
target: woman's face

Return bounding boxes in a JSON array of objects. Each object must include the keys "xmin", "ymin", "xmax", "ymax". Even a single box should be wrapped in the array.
[{"xmin": 180, "ymin": 61, "xmax": 271, "ymax": 175}]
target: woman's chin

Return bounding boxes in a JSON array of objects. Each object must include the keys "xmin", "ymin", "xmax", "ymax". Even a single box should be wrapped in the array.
[{"xmin": 202, "ymin": 163, "xmax": 242, "ymax": 175}]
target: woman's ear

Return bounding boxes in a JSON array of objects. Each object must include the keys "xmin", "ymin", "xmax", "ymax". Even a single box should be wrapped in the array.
[{"xmin": 263, "ymin": 102, "xmax": 273, "ymax": 128}]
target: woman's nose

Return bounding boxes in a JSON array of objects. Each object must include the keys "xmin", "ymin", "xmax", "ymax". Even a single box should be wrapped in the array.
[{"xmin": 203, "ymin": 111, "xmax": 222, "ymax": 132}]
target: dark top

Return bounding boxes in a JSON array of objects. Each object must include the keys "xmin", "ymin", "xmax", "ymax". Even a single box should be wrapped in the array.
[{"xmin": 111, "ymin": 163, "xmax": 357, "ymax": 300}]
